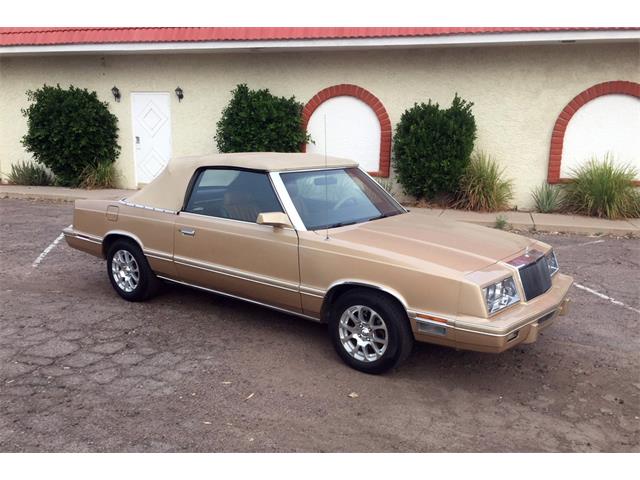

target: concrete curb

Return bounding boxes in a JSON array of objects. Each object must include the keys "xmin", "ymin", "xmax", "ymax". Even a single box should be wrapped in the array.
[
  {"xmin": 409, "ymin": 207, "xmax": 639, "ymax": 236},
  {"xmin": 0, "ymin": 185, "xmax": 135, "ymax": 202}
]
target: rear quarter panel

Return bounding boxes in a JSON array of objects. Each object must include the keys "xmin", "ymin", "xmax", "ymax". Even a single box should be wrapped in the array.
[{"xmin": 71, "ymin": 199, "xmax": 176, "ymax": 276}]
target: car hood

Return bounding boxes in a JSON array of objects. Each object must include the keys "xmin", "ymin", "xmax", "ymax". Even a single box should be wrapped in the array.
[{"xmin": 324, "ymin": 211, "xmax": 536, "ymax": 274}]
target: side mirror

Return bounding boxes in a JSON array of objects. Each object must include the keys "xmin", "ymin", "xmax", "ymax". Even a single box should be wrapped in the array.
[{"xmin": 256, "ymin": 212, "xmax": 293, "ymax": 229}]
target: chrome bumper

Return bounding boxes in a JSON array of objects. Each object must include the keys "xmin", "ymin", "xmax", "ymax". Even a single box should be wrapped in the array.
[
  {"xmin": 410, "ymin": 273, "xmax": 573, "ymax": 353},
  {"xmin": 62, "ymin": 227, "xmax": 103, "ymax": 257}
]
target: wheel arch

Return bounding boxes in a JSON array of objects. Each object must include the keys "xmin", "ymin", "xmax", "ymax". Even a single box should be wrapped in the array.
[
  {"xmin": 102, "ymin": 230, "xmax": 145, "ymax": 258},
  {"xmin": 320, "ymin": 280, "xmax": 410, "ymax": 323}
]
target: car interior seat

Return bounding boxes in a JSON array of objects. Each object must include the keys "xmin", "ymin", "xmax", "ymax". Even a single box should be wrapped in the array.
[{"xmin": 223, "ymin": 190, "xmax": 261, "ymax": 223}]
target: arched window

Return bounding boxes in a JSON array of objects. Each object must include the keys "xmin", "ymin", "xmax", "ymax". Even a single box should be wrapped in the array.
[
  {"xmin": 302, "ymin": 84, "xmax": 392, "ymax": 177},
  {"xmin": 547, "ymin": 81, "xmax": 640, "ymax": 184}
]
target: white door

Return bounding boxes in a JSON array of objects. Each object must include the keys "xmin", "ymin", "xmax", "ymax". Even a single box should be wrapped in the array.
[
  {"xmin": 306, "ymin": 96, "xmax": 381, "ymax": 172},
  {"xmin": 131, "ymin": 92, "xmax": 172, "ymax": 185}
]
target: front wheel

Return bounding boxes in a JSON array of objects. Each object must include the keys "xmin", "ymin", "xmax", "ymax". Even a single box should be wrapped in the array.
[
  {"xmin": 329, "ymin": 289, "xmax": 414, "ymax": 374},
  {"xmin": 106, "ymin": 239, "xmax": 159, "ymax": 302}
]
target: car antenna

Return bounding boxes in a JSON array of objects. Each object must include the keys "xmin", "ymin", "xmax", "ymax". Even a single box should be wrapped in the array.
[{"xmin": 324, "ymin": 114, "xmax": 330, "ymax": 241}]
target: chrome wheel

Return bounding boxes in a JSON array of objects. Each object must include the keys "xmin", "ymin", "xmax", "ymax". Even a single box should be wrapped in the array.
[
  {"xmin": 339, "ymin": 305, "xmax": 389, "ymax": 362},
  {"xmin": 111, "ymin": 249, "xmax": 140, "ymax": 293}
]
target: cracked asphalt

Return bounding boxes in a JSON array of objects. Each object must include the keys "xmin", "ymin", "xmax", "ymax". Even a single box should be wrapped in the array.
[{"xmin": 1, "ymin": 198, "xmax": 638, "ymax": 452}]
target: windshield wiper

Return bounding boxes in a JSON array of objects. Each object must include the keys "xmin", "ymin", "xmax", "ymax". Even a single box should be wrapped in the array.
[
  {"xmin": 368, "ymin": 211, "xmax": 402, "ymax": 221},
  {"xmin": 321, "ymin": 220, "xmax": 359, "ymax": 229},
  {"xmin": 319, "ymin": 211, "xmax": 403, "ymax": 230}
]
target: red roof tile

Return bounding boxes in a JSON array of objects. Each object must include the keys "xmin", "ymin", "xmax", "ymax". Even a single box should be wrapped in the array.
[{"xmin": 0, "ymin": 27, "xmax": 634, "ymax": 46}]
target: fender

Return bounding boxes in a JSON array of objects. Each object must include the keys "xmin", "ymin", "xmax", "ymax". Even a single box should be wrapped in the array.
[
  {"xmin": 320, "ymin": 279, "xmax": 410, "ymax": 322},
  {"xmin": 102, "ymin": 229, "xmax": 146, "ymax": 257}
]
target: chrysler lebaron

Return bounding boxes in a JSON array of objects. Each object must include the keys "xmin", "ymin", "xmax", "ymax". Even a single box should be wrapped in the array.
[{"xmin": 64, "ymin": 153, "xmax": 572, "ymax": 373}]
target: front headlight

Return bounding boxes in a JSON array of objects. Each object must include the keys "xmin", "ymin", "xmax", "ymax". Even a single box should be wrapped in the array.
[
  {"xmin": 484, "ymin": 276, "xmax": 520, "ymax": 315},
  {"xmin": 545, "ymin": 250, "xmax": 559, "ymax": 276}
]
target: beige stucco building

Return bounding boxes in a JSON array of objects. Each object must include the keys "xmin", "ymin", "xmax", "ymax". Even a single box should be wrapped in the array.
[{"xmin": 1, "ymin": 28, "xmax": 638, "ymax": 208}]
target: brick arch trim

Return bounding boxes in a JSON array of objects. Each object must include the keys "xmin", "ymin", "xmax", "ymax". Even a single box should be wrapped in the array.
[
  {"xmin": 301, "ymin": 84, "xmax": 392, "ymax": 177},
  {"xmin": 547, "ymin": 80, "xmax": 640, "ymax": 184}
]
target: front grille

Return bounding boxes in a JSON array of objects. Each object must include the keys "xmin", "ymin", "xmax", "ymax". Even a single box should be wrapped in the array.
[{"xmin": 519, "ymin": 256, "xmax": 552, "ymax": 301}]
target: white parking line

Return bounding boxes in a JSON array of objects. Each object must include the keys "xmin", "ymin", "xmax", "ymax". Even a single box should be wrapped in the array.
[
  {"xmin": 574, "ymin": 282, "xmax": 640, "ymax": 315},
  {"xmin": 31, "ymin": 225, "xmax": 71, "ymax": 269}
]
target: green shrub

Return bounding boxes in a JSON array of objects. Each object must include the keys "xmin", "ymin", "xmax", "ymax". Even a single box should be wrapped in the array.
[
  {"xmin": 215, "ymin": 84, "xmax": 310, "ymax": 153},
  {"xmin": 21, "ymin": 84, "xmax": 120, "ymax": 187},
  {"xmin": 79, "ymin": 160, "xmax": 120, "ymax": 189},
  {"xmin": 531, "ymin": 183, "xmax": 563, "ymax": 213},
  {"xmin": 495, "ymin": 214, "xmax": 509, "ymax": 230},
  {"xmin": 563, "ymin": 155, "xmax": 640, "ymax": 219},
  {"xmin": 393, "ymin": 94, "xmax": 476, "ymax": 199},
  {"xmin": 7, "ymin": 160, "xmax": 54, "ymax": 186},
  {"xmin": 456, "ymin": 152, "xmax": 513, "ymax": 211}
]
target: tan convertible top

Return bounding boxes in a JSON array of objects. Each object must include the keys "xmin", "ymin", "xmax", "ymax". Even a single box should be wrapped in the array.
[{"xmin": 124, "ymin": 152, "xmax": 358, "ymax": 212}]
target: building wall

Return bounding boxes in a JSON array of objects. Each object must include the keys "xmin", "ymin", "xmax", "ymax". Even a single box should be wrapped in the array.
[{"xmin": 1, "ymin": 42, "xmax": 638, "ymax": 207}]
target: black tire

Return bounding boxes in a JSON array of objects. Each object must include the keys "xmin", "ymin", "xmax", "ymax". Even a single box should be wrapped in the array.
[
  {"xmin": 106, "ymin": 239, "xmax": 160, "ymax": 302},
  {"xmin": 329, "ymin": 289, "xmax": 414, "ymax": 374}
]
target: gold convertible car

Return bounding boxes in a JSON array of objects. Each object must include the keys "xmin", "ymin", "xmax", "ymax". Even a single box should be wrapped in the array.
[{"xmin": 64, "ymin": 153, "xmax": 572, "ymax": 373}]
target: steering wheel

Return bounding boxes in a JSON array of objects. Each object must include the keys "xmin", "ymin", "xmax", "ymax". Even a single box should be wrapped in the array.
[{"xmin": 333, "ymin": 196, "xmax": 359, "ymax": 211}]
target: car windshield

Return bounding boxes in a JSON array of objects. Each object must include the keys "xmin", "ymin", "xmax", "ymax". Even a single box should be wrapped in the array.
[{"xmin": 280, "ymin": 168, "xmax": 405, "ymax": 230}]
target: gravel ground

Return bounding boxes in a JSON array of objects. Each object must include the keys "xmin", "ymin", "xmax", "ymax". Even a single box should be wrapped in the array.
[{"xmin": 0, "ymin": 198, "xmax": 638, "ymax": 452}]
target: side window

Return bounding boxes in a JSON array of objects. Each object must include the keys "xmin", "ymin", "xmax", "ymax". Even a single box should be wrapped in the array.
[{"xmin": 184, "ymin": 169, "xmax": 283, "ymax": 223}]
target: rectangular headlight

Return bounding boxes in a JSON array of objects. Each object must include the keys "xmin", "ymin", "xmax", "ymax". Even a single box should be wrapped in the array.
[
  {"xmin": 483, "ymin": 276, "xmax": 520, "ymax": 315},
  {"xmin": 545, "ymin": 250, "xmax": 559, "ymax": 276}
]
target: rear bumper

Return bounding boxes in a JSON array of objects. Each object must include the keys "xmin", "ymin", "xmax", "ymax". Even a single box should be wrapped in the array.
[
  {"xmin": 410, "ymin": 273, "xmax": 573, "ymax": 353},
  {"xmin": 62, "ymin": 227, "xmax": 103, "ymax": 258}
]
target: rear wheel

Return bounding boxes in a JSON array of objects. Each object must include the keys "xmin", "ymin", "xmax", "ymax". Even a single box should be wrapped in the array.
[
  {"xmin": 329, "ymin": 289, "xmax": 414, "ymax": 374},
  {"xmin": 106, "ymin": 239, "xmax": 159, "ymax": 301}
]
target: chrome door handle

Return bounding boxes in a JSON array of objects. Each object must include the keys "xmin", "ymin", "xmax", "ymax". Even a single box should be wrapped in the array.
[{"xmin": 179, "ymin": 228, "xmax": 196, "ymax": 237}]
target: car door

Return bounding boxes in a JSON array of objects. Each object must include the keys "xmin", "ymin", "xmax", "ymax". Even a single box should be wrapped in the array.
[{"xmin": 173, "ymin": 167, "xmax": 302, "ymax": 313}]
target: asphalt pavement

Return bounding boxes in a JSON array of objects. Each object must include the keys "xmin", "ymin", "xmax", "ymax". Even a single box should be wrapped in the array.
[{"xmin": 1, "ymin": 198, "xmax": 638, "ymax": 452}]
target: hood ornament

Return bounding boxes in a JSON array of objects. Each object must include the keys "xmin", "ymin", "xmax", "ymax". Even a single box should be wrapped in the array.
[{"xmin": 508, "ymin": 247, "xmax": 543, "ymax": 269}]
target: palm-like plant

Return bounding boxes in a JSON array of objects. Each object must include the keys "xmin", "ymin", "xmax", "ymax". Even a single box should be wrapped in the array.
[
  {"xmin": 456, "ymin": 152, "xmax": 513, "ymax": 211},
  {"xmin": 563, "ymin": 155, "xmax": 639, "ymax": 219},
  {"xmin": 531, "ymin": 183, "xmax": 563, "ymax": 213}
]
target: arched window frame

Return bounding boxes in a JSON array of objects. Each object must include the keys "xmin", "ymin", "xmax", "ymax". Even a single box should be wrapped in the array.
[
  {"xmin": 301, "ymin": 84, "xmax": 392, "ymax": 177},
  {"xmin": 547, "ymin": 80, "xmax": 640, "ymax": 185}
]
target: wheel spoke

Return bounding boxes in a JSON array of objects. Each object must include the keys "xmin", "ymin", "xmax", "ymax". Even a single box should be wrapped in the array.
[
  {"xmin": 363, "ymin": 344, "xmax": 376, "ymax": 361},
  {"xmin": 372, "ymin": 338, "xmax": 387, "ymax": 349},
  {"xmin": 372, "ymin": 330, "xmax": 386, "ymax": 342},
  {"xmin": 342, "ymin": 323, "xmax": 357, "ymax": 334},
  {"xmin": 373, "ymin": 325, "xmax": 389, "ymax": 338},
  {"xmin": 344, "ymin": 334, "xmax": 357, "ymax": 345}
]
